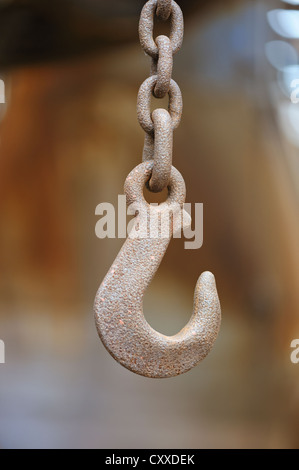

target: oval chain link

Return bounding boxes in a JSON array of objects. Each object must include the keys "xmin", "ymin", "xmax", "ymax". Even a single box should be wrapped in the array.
[
  {"xmin": 156, "ymin": 0, "xmax": 172, "ymax": 21},
  {"xmin": 139, "ymin": 0, "xmax": 184, "ymax": 58},
  {"xmin": 137, "ymin": 75, "xmax": 182, "ymax": 134}
]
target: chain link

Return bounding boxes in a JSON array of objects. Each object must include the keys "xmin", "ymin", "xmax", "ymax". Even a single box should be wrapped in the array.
[
  {"xmin": 149, "ymin": 109, "xmax": 173, "ymax": 192},
  {"xmin": 137, "ymin": 75, "xmax": 182, "ymax": 134},
  {"xmin": 139, "ymin": 0, "xmax": 184, "ymax": 58},
  {"xmin": 137, "ymin": 0, "xmax": 184, "ymax": 192},
  {"xmin": 152, "ymin": 35, "xmax": 173, "ymax": 98}
]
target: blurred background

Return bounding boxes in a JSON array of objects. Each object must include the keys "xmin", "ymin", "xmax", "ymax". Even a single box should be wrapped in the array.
[{"xmin": 0, "ymin": 0, "xmax": 299, "ymax": 449}]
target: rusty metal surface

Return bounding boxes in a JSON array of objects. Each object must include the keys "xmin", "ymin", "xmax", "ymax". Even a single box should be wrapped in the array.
[
  {"xmin": 138, "ymin": 1, "xmax": 182, "ymax": 195},
  {"xmin": 142, "ymin": 133, "xmax": 155, "ymax": 163},
  {"xmin": 94, "ymin": 161, "xmax": 221, "ymax": 378},
  {"xmin": 94, "ymin": 0, "xmax": 221, "ymax": 378},
  {"xmin": 152, "ymin": 35, "xmax": 173, "ymax": 99},
  {"xmin": 139, "ymin": 0, "xmax": 184, "ymax": 58},
  {"xmin": 137, "ymin": 75, "xmax": 182, "ymax": 134},
  {"xmin": 156, "ymin": 0, "xmax": 172, "ymax": 21},
  {"xmin": 148, "ymin": 109, "xmax": 173, "ymax": 192}
]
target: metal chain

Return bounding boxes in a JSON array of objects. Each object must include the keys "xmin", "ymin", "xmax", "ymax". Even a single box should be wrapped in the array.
[{"xmin": 137, "ymin": 0, "xmax": 184, "ymax": 193}]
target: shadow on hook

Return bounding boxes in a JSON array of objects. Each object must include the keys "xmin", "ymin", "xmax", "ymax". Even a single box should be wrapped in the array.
[{"xmin": 94, "ymin": 161, "xmax": 221, "ymax": 378}]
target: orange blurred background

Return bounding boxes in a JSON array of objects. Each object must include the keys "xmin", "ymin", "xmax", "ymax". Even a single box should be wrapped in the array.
[{"xmin": 0, "ymin": 0, "xmax": 299, "ymax": 449}]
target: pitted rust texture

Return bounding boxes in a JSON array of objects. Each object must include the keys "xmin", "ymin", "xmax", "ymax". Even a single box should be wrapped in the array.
[
  {"xmin": 139, "ymin": 0, "xmax": 184, "ymax": 58},
  {"xmin": 149, "ymin": 108, "xmax": 173, "ymax": 192},
  {"xmin": 152, "ymin": 35, "xmax": 173, "ymax": 99},
  {"xmin": 94, "ymin": 161, "xmax": 221, "ymax": 378},
  {"xmin": 137, "ymin": 75, "xmax": 182, "ymax": 134},
  {"xmin": 156, "ymin": 0, "xmax": 172, "ymax": 21},
  {"xmin": 138, "ymin": 0, "xmax": 183, "ymax": 195},
  {"xmin": 142, "ymin": 132, "xmax": 155, "ymax": 162},
  {"xmin": 94, "ymin": 1, "xmax": 221, "ymax": 378}
]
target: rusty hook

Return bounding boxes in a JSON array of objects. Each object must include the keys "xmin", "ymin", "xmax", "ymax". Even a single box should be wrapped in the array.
[{"xmin": 94, "ymin": 161, "xmax": 221, "ymax": 378}]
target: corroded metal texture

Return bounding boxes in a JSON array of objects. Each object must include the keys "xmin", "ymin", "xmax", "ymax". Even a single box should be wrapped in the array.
[
  {"xmin": 139, "ymin": 0, "xmax": 182, "ymax": 194},
  {"xmin": 139, "ymin": 0, "xmax": 184, "ymax": 58},
  {"xmin": 142, "ymin": 132, "xmax": 155, "ymax": 162},
  {"xmin": 94, "ymin": 0, "xmax": 221, "ymax": 378},
  {"xmin": 94, "ymin": 161, "xmax": 221, "ymax": 378},
  {"xmin": 137, "ymin": 75, "xmax": 182, "ymax": 134},
  {"xmin": 152, "ymin": 35, "xmax": 173, "ymax": 99},
  {"xmin": 148, "ymin": 108, "xmax": 173, "ymax": 192},
  {"xmin": 156, "ymin": 0, "xmax": 172, "ymax": 21}
]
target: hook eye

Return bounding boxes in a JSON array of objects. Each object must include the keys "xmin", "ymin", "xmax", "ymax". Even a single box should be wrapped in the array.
[{"xmin": 124, "ymin": 161, "xmax": 186, "ymax": 209}]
